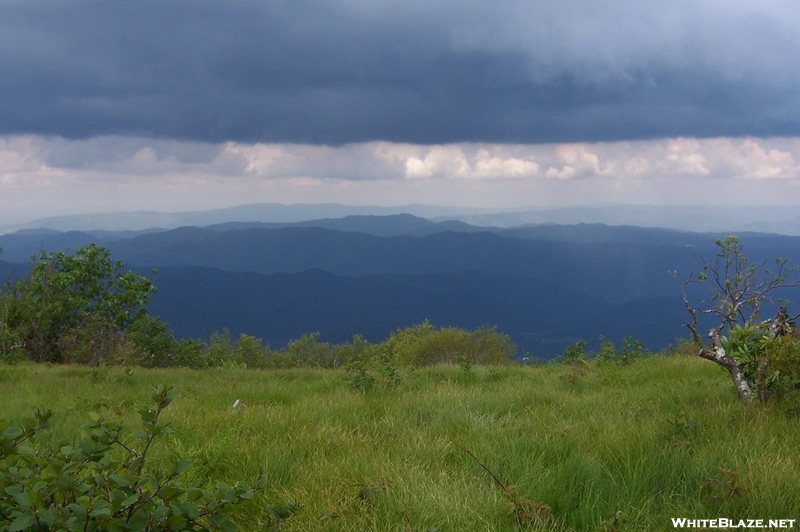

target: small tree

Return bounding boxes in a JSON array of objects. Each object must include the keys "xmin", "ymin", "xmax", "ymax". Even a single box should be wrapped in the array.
[
  {"xmin": 675, "ymin": 236, "xmax": 800, "ymax": 403},
  {"xmin": 2, "ymin": 244, "xmax": 156, "ymax": 363}
]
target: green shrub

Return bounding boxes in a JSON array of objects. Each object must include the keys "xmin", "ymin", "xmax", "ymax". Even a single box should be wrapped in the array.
[
  {"xmin": 266, "ymin": 333, "xmax": 334, "ymax": 368},
  {"xmin": 346, "ymin": 362, "xmax": 377, "ymax": 393},
  {"xmin": 724, "ymin": 324, "xmax": 800, "ymax": 403},
  {"xmin": 2, "ymin": 244, "xmax": 156, "ymax": 364},
  {"xmin": 560, "ymin": 340, "xmax": 587, "ymax": 364},
  {"xmin": 202, "ymin": 329, "xmax": 236, "ymax": 368},
  {"xmin": 597, "ymin": 337, "xmax": 616, "ymax": 363},
  {"xmin": 597, "ymin": 336, "xmax": 645, "ymax": 365},
  {"xmin": 382, "ymin": 321, "xmax": 515, "ymax": 367},
  {"xmin": 330, "ymin": 334, "xmax": 376, "ymax": 369},
  {"xmin": 129, "ymin": 316, "xmax": 205, "ymax": 369},
  {"xmin": 231, "ymin": 334, "xmax": 269, "ymax": 369},
  {"xmin": 0, "ymin": 384, "xmax": 263, "ymax": 531}
]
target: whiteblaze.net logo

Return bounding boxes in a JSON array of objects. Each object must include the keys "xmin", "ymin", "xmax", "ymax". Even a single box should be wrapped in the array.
[{"xmin": 672, "ymin": 518, "xmax": 796, "ymax": 529}]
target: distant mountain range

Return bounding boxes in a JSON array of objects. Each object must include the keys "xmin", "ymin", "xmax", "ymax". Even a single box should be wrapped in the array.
[
  {"xmin": 3, "ymin": 212, "xmax": 799, "ymax": 358},
  {"xmin": 0, "ymin": 203, "xmax": 486, "ymax": 233},
  {"xmin": 4, "ymin": 202, "xmax": 800, "ymax": 235}
]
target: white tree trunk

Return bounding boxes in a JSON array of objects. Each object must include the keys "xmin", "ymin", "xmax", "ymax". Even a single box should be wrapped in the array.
[{"xmin": 698, "ymin": 328, "xmax": 753, "ymax": 404}]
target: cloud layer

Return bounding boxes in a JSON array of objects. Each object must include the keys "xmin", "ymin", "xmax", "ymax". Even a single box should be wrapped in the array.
[
  {"xmin": 2, "ymin": 1, "xmax": 800, "ymax": 144},
  {"xmin": 3, "ymin": 135, "xmax": 800, "ymax": 224}
]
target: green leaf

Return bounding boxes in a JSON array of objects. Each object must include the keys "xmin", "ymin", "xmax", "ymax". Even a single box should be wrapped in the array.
[
  {"xmin": 137, "ymin": 407, "xmax": 155, "ymax": 423},
  {"xmin": 218, "ymin": 518, "xmax": 237, "ymax": 532},
  {"xmin": 186, "ymin": 488, "xmax": 204, "ymax": 502},
  {"xmin": 69, "ymin": 503, "xmax": 88, "ymax": 518},
  {"xmin": 167, "ymin": 514, "xmax": 187, "ymax": 528},
  {"xmin": 8, "ymin": 513, "xmax": 35, "ymax": 532},
  {"xmin": 14, "ymin": 491, "xmax": 32, "ymax": 509},
  {"xmin": 174, "ymin": 459, "xmax": 192, "ymax": 475},
  {"xmin": 121, "ymin": 493, "xmax": 139, "ymax": 507},
  {"xmin": 3, "ymin": 426, "xmax": 23, "ymax": 440},
  {"xmin": 159, "ymin": 485, "xmax": 182, "ymax": 499},
  {"xmin": 90, "ymin": 506, "xmax": 112, "ymax": 518},
  {"xmin": 184, "ymin": 503, "xmax": 200, "ymax": 519},
  {"xmin": 110, "ymin": 473, "xmax": 133, "ymax": 487},
  {"xmin": 128, "ymin": 517, "xmax": 149, "ymax": 532}
]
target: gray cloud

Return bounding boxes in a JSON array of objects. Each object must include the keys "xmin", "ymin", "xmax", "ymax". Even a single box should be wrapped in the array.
[{"xmin": 2, "ymin": 1, "xmax": 800, "ymax": 144}]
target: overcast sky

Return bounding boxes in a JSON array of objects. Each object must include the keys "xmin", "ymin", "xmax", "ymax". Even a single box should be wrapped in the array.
[{"xmin": 3, "ymin": 0, "xmax": 800, "ymax": 224}]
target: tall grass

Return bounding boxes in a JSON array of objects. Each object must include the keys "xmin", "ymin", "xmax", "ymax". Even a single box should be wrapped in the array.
[{"xmin": 1, "ymin": 356, "xmax": 798, "ymax": 530}]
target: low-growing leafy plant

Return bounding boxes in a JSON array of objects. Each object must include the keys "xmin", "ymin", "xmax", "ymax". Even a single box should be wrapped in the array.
[
  {"xmin": 594, "ymin": 336, "xmax": 645, "ymax": 365},
  {"xmin": 619, "ymin": 336, "xmax": 645, "ymax": 365},
  {"xmin": 262, "ymin": 500, "xmax": 299, "ymax": 531},
  {"xmin": 702, "ymin": 468, "xmax": 746, "ymax": 507},
  {"xmin": 666, "ymin": 415, "xmax": 702, "ymax": 450},
  {"xmin": 346, "ymin": 362, "xmax": 377, "ymax": 393},
  {"xmin": 597, "ymin": 336, "xmax": 616, "ymax": 363},
  {"xmin": 378, "ymin": 364, "xmax": 402, "ymax": 387},
  {"xmin": 0, "ymin": 384, "xmax": 264, "ymax": 531},
  {"xmin": 560, "ymin": 340, "xmax": 587, "ymax": 365}
]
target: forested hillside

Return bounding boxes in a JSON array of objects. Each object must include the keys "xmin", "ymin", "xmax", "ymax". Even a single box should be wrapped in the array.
[{"xmin": 3, "ymin": 216, "xmax": 798, "ymax": 357}]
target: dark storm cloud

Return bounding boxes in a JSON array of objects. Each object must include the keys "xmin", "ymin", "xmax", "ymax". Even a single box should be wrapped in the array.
[{"xmin": 2, "ymin": 0, "xmax": 800, "ymax": 144}]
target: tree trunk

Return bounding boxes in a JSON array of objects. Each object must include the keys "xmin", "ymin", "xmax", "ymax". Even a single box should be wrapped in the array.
[
  {"xmin": 698, "ymin": 328, "xmax": 753, "ymax": 404},
  {"xmin": 769, "ymin": 307, "xmax": 790, "ymax": 337},
  {"xmin": 697, "ymin": 308, "xmax": 791, "ymax": 404}
]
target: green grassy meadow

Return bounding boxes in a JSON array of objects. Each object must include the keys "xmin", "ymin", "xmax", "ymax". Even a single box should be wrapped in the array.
[{"xmin": 2, "ymin": 356, "xmax": 799, "ymax": 531}]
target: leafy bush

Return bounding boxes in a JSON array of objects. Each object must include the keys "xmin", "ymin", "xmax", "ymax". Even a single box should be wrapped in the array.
[
  {"xmin": 202, "ymin": 331, "xmax": 272, "ymax": 369},
  {"xmin": 0, "ymin": 384, "xmax": 263, "ymax": 531},
  {"xmin": 126, "ymin": 315, "xmax": 205, "ymax": 369},
  {"xmin": 1, "ymin": 244, "xmax": 156, "ymax": 364},
  {"xmin": 562, "ymin": 336, "xmax": 649, "ymax": 366},
  {"xmin": 345, "ymin": 362, "xmax": 377, "ymax": 393},
  {"xmin": 560, "ymin": 340, "xmax": 588, "ymax": 364},
  {"xmin": 0, "ymin": 297, "xmax": 24, "ymax": 364},
  {"xmin": 596, "ymin": 336, "xmax": 645, "ymax": 365},
  {"xmin": 724, "ymin": 324, "xmax": 800, "ymax": 403},
  {"xmin": 232, "ymin": 334, "xmax": 269, "ymax": 369},
  {"xmin": 330, "ymin": 334, "xmax": 377, "ymax": 369},
  {"xmin": 382, "ymin": 321, "xmax": 515, "ymax": 367},
  {"xmin": 197, "ymin": 324, "xmax": 514, "ymax": 371},
  {"xmin": 282, "ymin": 332, "xmax": 333, "ymax": 368},
  {"xmin": 202, "ymin": 329, "xmax": 237, "ymax": 368}
]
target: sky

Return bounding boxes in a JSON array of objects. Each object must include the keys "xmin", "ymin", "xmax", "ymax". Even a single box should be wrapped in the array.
[{"xmin": 2, "ymin": 0, "xmax": 800, "ymax": 224}]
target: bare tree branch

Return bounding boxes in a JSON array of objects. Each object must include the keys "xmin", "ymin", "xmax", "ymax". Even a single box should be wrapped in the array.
[{"xmin": 676, "ymin": 236, "xmax": 800, "ymax": 403}]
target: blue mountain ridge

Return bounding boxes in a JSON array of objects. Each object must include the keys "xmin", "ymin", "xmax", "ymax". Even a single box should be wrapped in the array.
[{"xmin": 3, "ymin": 215, "xmax": 799, "ymax": 358}]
